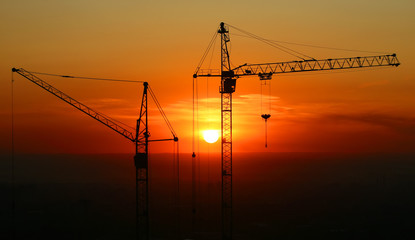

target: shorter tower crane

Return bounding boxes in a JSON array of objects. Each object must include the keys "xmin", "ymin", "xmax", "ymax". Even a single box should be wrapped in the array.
[{"xmin": 12, "ymin": 68, "xmax": 178, "ymax": 240}]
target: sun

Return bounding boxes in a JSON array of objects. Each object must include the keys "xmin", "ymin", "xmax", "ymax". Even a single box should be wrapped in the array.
[{"xmin": 203, "ymin": 130, "xmax": 220, "ymax": 143}]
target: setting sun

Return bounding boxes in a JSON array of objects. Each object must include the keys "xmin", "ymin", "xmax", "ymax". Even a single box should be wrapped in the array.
[{"xmin": 203, "ymin": 130, "xmax": 220, "ymax": 144}]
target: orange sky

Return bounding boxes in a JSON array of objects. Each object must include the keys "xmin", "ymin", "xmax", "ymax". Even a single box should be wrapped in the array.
[{"xmin": 1, "ymin": 0, "xmax": 414, "ymax": 154}]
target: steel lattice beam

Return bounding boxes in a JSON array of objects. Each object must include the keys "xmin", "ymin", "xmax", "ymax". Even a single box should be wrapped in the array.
[
  {"xmin": 233, "ymin": 54, "xmax": 400, "ymax": 76},
  {"xmin": 196, "ymin": 54, "xmax": 400, "ymax": 78},
  {"xmin": 12, "ymin": 68, "xmax": 136, "ymax": 142}
]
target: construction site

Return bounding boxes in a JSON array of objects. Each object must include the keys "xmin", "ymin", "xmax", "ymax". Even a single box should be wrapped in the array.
[{"xmin": 2, "ymin": 2, "xmax": 415, "ymax": 240}]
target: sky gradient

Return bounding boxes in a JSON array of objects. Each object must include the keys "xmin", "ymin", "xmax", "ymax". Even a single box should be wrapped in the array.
[{"xmin": 1, "ymin": 0, "xmax": 414, "ymax": 154}]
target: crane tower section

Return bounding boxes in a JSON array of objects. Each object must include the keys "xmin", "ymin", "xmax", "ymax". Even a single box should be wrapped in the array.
[{"xmin": 218, "ymin": 22, "xmax": 234, "ymax": 240}]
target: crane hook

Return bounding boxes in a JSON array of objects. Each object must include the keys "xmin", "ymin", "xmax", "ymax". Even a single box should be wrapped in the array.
[{"xmin": 261, "ymin": 114, "xmax": 271, "ymax": 148}]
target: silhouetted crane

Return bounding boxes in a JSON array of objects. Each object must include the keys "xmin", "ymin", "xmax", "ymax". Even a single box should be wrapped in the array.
[
  {"xmin": 12, "ymin": 68, "xmax": 178, "ymax": 240},
  {"xmin": 193, "ymin": 22, "xmax": 400, "ymax": 240}
]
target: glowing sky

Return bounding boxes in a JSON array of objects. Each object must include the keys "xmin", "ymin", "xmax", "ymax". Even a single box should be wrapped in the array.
[{"xmin": 1, "ymin": 0, "xmax": 414, "ymax": 153}]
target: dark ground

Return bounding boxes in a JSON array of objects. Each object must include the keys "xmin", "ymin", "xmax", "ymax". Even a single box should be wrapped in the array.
[{"xmin": 1, "ymin": 152, "xmax": 414, "ymax": 239}]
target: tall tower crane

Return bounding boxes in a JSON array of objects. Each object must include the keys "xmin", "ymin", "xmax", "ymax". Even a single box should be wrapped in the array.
[
  {"xmin": 193, "ymin": 22, "xmax": 400, "ymax": 240},
  {"xmin": 12, "ymin": 68, "xmax": 178, "ymax": 240}
]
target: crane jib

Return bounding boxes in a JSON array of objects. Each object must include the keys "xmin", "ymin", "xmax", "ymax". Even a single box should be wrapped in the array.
[
  {"xmin": 195, "ymin": 54, "xmax": 399, "ymax": 78},
  {"xmin": 11, "ymin": 68, "xmax": 179, "ymax": 144},
  {"xmin": 12, "ymin": 68, "xmax": 136, "ymax": 142}
]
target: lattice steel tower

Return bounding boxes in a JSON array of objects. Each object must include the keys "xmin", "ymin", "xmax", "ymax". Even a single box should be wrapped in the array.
[{"xmin": 218, "ymin": 22, "xmax": 235, "ymax": 240}]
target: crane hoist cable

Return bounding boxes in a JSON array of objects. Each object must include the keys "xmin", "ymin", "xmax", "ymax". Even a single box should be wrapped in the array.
[
  {"xmin": 191, "ymin": 31, "xmax": 218, "ymax": 232},
  {"xmin": 192, "ymin": 26, "xmax": 218, "ymax": 161},
  {"xmin": 194, "ymin": 29, "xmax": 219, "ymax": 77},
  {"xmin": 260, "ymin": 78, "xmax": 272, "ymax": 148},
  {"xmin": 10, "ymin": 71, "xmax": 16, "ymax": 239},
  {"xmin": 230, "ymin": 32, "xmax": 390, "ymax": 55},
  {"xmin": 29, "ymin": 70, "xmax": 145, "ymax": 83},
  {"xmin": 192, "ymin": 78, "xmax": 196, "ymax": 158},
  {"xmin": 148, "ymin": 86, "xmax": 178, "ymax": 140}
]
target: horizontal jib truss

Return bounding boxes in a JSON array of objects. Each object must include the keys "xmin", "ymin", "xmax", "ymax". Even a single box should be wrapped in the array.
[{"xmin": 196, "ymin": 54, "xmax": 399, "ymax": 78}]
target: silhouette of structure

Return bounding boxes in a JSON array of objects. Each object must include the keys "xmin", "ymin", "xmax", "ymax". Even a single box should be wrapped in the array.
[
  {"xmin": 12, "ymin": 68, "xmax": 178, "ymax": 240},
  {"xmin": 193, "ymin": 22, "xmax": 400, "ymax": 240}
]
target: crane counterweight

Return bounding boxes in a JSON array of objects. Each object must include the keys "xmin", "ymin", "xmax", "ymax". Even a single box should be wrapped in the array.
[{"xmin": 221, "ymin": 78, "xmax": 237, "ymax": 93}]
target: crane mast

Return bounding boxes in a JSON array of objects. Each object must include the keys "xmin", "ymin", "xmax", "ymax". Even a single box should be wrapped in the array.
[
  {"xmin": 12, "ymin": 68, "xmax": 177, "ymax": 240},
  {"xmin": 193, "ymin": 22, "xmax": 400, "ymax": 240},
  {"xmin": 134, "ymin": 82, "xmax": 149, "ymax": 240},
  {"xmin": 218, "ymin": 22, "xmax": 234, "ymax": 240}
]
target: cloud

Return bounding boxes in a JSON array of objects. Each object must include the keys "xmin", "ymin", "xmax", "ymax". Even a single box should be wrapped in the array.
[
  {"xmin": 318, "ymin": 112, "xmax": 415, "ymax": 135},
  {"xmin": 160, "ymin": 94, "xmax": 293, "ymax": 125}
]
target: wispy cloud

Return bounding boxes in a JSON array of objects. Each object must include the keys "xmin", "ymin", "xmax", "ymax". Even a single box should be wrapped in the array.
[
  {"xmin": 159, "ymin": 94, "xmax": 293, "ymax": 126},
  {"xmin": 317, "ymin": 112, "xmax": 415, "ymax": 135}
]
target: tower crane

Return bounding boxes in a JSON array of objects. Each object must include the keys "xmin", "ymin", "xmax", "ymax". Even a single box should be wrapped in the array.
[
  {"xmin": 12, "ymin": 68, "xmax": 178, "ymax": 240},
  {"xmin": 193, "ymin": 22, "xmax": 400, "ymax": 240}
]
